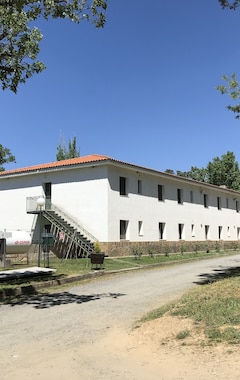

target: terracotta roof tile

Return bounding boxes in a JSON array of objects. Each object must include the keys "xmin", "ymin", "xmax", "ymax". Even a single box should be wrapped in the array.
[{"xmin": 0, "ymin": 154, "xmax": 110, "ymax": 176}]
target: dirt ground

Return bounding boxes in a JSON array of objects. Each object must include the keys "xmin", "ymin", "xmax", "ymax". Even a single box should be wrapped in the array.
[
  {"xmin": 3, "ymin": 311, "xmax": 239, "ymax": 380},
  {"xmin": 130, "ymin": 315, "xmax": 240, "ymax": 379}
]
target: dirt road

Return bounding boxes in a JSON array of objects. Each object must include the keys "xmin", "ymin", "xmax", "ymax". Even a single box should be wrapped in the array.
[{"xmin": 1, "ymin": 254, "xmax": 240, "ymax": 380}]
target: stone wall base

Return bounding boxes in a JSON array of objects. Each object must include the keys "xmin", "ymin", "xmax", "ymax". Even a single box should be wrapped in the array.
[{"xmin": 99, "ymin": 240, "xmax": 240, "ymax": 257}]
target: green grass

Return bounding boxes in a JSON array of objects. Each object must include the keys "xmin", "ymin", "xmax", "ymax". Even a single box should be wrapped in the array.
[
  {"xmin": 140, "ymin": 276, "xmax": 240, "ymax": 345},
  {"xmin": 0, "ymin": 249, "xmax": 235, "ymax": 291}
]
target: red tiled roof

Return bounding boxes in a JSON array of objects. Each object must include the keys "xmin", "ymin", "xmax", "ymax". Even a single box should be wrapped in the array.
[{"xmin": 0, "ymin": 154, "xmax": 110, "ymax": 176}]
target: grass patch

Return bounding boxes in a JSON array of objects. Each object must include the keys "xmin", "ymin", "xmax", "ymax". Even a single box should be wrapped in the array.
[
  {"xmin": 176, "ymin": 329, "xmax": 191, "ymax": 340},
  {"xmin": 0, "ymin": 250, "xmax": 237, "ymax": 297},
  {"xmin": 140, "ymin": 276, "xmax": 240, "ymax": 345}
]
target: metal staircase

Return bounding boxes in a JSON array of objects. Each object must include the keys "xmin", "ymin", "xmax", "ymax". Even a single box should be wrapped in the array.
[{"xmin": 42, "ymin": 207, "xmax": 96, "ymax": 259}]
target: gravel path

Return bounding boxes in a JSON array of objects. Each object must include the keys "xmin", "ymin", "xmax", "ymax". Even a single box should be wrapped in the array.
[{"xmin": 1, "ymin": 254, "xmax": 240, "ymax": 380}]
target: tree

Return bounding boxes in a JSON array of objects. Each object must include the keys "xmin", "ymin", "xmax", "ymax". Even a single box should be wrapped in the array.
[
  {"xmin": 207, "ymin": 151, "xmax": 240, "ymax": 190},
  {"xmin": 56, "ymin": 136, "xmax": 80, "ymax": 160},
  {"xmin": 176, "ymin": 167, "xmax": 208, "ymax": 182},
  {"xmin": 0, "ymin": 144, "xmax": 16, "ymax": 171},
  {"xmin": 0, "ymin": 0, "xmax": 107, "ymax": 93},
  {"xmin": 216, "ymin": 74, "xmax": 240, "ymax": 118},
  {"xmin": 167, "ymin": 151, "xmax": 240, "ymax": 190},
  {"xmin": 217, "ymin": 1, "xmax": 240, "ymax": 117}
]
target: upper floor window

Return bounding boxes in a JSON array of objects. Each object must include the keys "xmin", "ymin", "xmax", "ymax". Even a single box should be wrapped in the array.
[
  {"xmin": 177, "ymin": 188, "xmax": 183, "ymax": 204},
  {"xmin": 217, "ymin": 196, "xmax": 221, "ymax": 210},
  {"xmin": 226, "ymin": 198, "xmax": 229, "ymax": 209},
  {"xmin": 158, "ymin": 185, "xmax": 164, "ymax": 201},
  {"xmin": 236, "ymin": 200, "xmax": 239, "ymax": 213},
  {"xmin": 119, "ymin": 176, "xmax": 127, "ymax": 196},
  {"xmin": 137, "ymin": 180, "xmax": 142, "ymax": 194},
  {"xmin": 190, "ymin": 190, "xmax": 194, "ymax": 203},
  {"xmin": 204, "ymin": 194, "xmax": 208, "ymax": 208}
]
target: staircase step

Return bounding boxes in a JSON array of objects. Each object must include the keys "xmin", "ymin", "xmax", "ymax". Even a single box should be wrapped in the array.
[{"xmin": 43, "ymin": 209, "xmax": 95, "ymax": 259}]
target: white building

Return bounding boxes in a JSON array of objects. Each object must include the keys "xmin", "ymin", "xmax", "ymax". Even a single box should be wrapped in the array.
[{"xmin": 0, "ymin": 153, "xmax": 240, "ymax": 257}]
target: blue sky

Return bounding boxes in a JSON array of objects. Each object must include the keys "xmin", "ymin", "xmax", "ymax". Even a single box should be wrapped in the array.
[{"xmin": 1, "ymin": 0, "xmax": 240, "ymax": 172}]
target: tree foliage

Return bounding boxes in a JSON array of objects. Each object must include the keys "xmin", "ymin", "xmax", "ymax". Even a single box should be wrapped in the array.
[
  {"xmin": 176, "ymin": 167, "xmax": 208, "ymax": 183},
  {"xmin": 216, "ymin": 74, "xmax": 240, "ymax": 118},
  {"xmin": 217, "ymin": 1, "xmax": 240, "ymax": 117},
  {"xmin": 0, "ymin": 0, "xmax": 107, "ymax": 92},
  {"xmin": 166, "ymin": 151, "xmax": 240, "ymax": 190},
  {"xmin": 0, "ymin": 144, "xmax": 16, "ymax": 171},
  {"xmin": 56, "ymin": 135, "xmax": 80, "ymax": 160},
  {"xmin": 218, "ymin": 0, "xmax": 240, "ymax": 9}
]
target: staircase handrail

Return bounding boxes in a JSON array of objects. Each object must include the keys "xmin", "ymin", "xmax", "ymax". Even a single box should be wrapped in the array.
[{"xmin": 50, "ymin": 203, "xmax": 98, "ymax": 243}]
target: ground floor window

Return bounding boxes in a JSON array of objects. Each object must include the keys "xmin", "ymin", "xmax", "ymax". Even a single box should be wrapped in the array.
[
  {"xmin": 120, "ymin": 220, "xmax": 129, "ymax": 240},
  {"xmin": 191, "ymin": 224, "xmax": 195, "ymax": 237},
  {"xmin": 205, "ymin": 225, "xmax": 209, "ymax": 240},
  {"xmin": 178, "ymin": 224, "xmax": 184, "ymax": 240},
  {"xmin": 227, "ymin": 226, "xmax": 230, "ymax": 238},
  {"xmin": 218, "ymin": 226, "xmax": 222, "ymax": 240},
  {"xmin": 159, "ymin": 222, "xmax": 165, "ymax": 240},
  {"xmin": 138, "ymin": 221, "xmax": 143, "ymax": 236},
  {"xmin": 237, "ymin": 227, "xmax": 240, "ymax": 240}
]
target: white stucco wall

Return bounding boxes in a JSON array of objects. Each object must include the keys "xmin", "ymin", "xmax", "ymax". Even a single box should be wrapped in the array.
[
  {"xmin": 48, "ymin": 166, "xmax": 109, "ymax": 240},
  {"xmin": 0, "ymin": 166, "xmax": 109, "ymax": 240},
  {"xmin": 107, "ymin": 164, "xmax": 240, "ymax": 242},
  {"xmin": 0, "ymin": 161, "xmax": 240, "ymax": 244}
]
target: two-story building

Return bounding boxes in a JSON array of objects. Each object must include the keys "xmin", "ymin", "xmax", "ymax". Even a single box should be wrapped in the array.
[{"xmin": 0, "ymin": 153, "xmax": 240, "ymax": 257}]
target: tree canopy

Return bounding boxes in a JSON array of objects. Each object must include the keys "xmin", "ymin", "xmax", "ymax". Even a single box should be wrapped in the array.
[
  {"xmin": 56, "ymin": 136, "xmax": 80, "ymax": 160},
  {"xmin": 0, "ymin": 0, "xmax": 107, "ymax": 92},
  {"xmin": 166, "ymin": 151, "xmax": 240, "ymax": 191},
  {"xmin": 0, "ymin": 144, "xmax": 16, "ymax": 171}
]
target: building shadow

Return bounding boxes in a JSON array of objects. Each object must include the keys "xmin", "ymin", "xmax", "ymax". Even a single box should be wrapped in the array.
[
  {"xmin": 194, "ymin": 266, "xmax": 240, "ymax": 285},
  {"xmin": 6, "ymin": 291, "xmax": 126, "ymax": 309}
]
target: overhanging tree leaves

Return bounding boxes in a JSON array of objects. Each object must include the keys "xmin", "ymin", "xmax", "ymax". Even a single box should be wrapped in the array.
[
  {"xmin": 216, "ymin": 74, "xmax": 240, "ymax": 118},
  {"xmin": 217, "ymin": 1, "xmax": 240, "ymax": 117},
  {"xmin": 0, "ymin": 144, "xmax": 16, "ymax": 171},
  {"xmin": 0, "ymin": 0, "xmax": 107, "ymax": 92},
  {"xmin": 218, "ymin": 1, "xmax": 240, "ymax": 9}
]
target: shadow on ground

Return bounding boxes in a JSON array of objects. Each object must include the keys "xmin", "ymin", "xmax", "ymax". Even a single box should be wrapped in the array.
[
  {"xmin": 194, "ymin": 265, "xmax": 240, "ymax": 285},
  {"xmin": 6, "ymin": 291, "xmax": 126, "ymax": 309}
]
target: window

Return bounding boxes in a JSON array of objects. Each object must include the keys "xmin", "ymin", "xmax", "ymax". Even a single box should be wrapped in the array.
[
  {"xmin": 190, "ymin": 190, "xmax": 194, "ymax": 203},
  {"xmin": 138, "ymin": 221, "xmax": 143, "ymax": 236},
  {"xmin": 236, "ymin": 200, "xmax": 239, "ymax": 213},
  {"xmin": 227, "ymin": 226, "xmax": 230, "ymax": 237},
  {"xmin": 226, "ymin": 198, "xmax": 229, "ymax": 209},
  {"xmin": 178, "ymin": 224, "xmax": 184, "ymax": 240},
  {"xmin": 217, "ymin": 197, "xmax": 221, "ymax": 210},
  {"xmin": 205, "ymin": 225, "xmax": 209, "ymax": 240},
  {"xmin": 119, "ymin": 177, "xmax": 127, "ymax": 196},
  {"xmin": 177, "ymin": 189, "xmax": 183, "ymax": 204},
  {"xmin": 204, "ymin": 194, "xmax": 208, "ymax": 208},
  {"xmin": 237, "ymin": 227, "xmax": 240, "ymax": 240},
  {"xmin": 159, "ymin": 222, "xmax": 165, "ymax": 240},
  {"xmin": 120, "ymin": 220, "xmax": 128, "ymax": 240},
  {"xmin": 158, "ymin": 185, "xmax": 164, "ymax": 201},
  {"xmin": 137, "ymin": 180, "xmax": 142, "ymax": 194},
  {"xmin": 191, "ymin": 224, "xmax": 195, "ymax": 237},
  {"xmin": 218, "ymin": 226, "xmax": 222, "ymax": 240}
]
